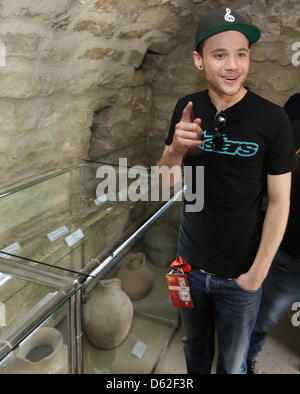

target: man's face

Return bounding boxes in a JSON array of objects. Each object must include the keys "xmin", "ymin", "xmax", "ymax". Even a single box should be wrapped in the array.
[{"xmin": 193, "ymin": 30, "xmax": 250, "ymax": 97}]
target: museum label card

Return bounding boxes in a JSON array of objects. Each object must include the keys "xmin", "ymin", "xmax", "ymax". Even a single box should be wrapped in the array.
[
  {"xmin": 0, "ymin": 302, "xmax": 6, "ymax": 327},
  {"xmin": 0, "ymin": 242, "xmax": 21, "ymax": 259},
  {"xmin": 47, "ymin": 226, "xmax": 69, "ymax": 242},
  {"xmin": 64, "ymin": 229, "xmax": 84, "ymax": 247},
  {"xmin": 131, "ymin": 340, "xmax": 147, "ymax": 359}
]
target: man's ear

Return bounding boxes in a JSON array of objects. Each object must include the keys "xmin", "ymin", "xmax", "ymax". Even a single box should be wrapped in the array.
[{"xmin": 193, "ymin": 51, "xmax": 203, "ymax": 70}]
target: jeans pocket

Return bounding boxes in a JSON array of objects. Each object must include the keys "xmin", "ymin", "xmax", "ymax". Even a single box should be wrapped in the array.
[{"xmin": 233, "ymin": 279, "xmax": 261, "ymax": 293}]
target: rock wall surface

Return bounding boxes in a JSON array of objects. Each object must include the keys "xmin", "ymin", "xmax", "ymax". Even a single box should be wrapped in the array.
[{"xmin": 0, "ymin": 0, "xmax": 298, "ymax": 188}]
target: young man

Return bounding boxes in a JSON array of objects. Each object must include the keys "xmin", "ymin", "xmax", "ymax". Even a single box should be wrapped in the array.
[
  {"xmin": 157, "ymin": 8, "xmax": 296, "ymax": 374},
  {"xmin": 246, "ymin": 99, "xmax": 300, "ymax": 374}
]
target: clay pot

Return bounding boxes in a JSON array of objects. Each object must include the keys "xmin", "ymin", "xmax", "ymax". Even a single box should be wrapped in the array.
[
  {"xmin": 83, "ymin": 278, "xmax": 133, "ymax": 350},
  {"xmin": 117, "ymin": 252, "xmax": 154, "ymax": 300},
  {"xmin": 143, "ymin": 223, "xmax": 178, "ymax": 267},
  {"xmin": 1, "ymin": 327, "xmax": 68, "ymax": 374}
]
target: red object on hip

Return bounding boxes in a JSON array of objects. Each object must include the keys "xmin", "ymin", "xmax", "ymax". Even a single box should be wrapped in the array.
[{"xmin": 170, "ymin": 255, "xmax": 192, "ymax": 273}]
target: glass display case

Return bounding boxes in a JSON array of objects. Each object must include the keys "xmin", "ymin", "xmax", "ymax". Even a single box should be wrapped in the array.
[
  {"xmin": 0, "ymin": 136, "xmax": 184, "ymax": 374},
  {"xmin": 0, "ymin": 261, "xmax": 82, "ymax": 374}
]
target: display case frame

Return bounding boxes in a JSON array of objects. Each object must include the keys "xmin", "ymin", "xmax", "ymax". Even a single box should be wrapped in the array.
[{"xmin": 0, "ymin": 137, "xmax": 183, "ymax": 374}]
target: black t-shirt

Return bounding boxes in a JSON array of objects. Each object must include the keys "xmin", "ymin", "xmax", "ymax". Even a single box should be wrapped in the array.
[
  {"xmin": 283, "ymin": 93, "xmax": 300, "ymax": 122},
  {"xmin": 280, "ymin": 161, "xmax": 300, "ymax": 259},
  {"xmin": 281, "ymin": 120, "xmax": 300, "ymax": 259},
  {"xmin": 165, "ymin": 89, "xmax": 296, "ymax": 278}
]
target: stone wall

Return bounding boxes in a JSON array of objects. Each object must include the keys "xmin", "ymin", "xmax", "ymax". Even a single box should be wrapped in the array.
[
  {"xmin": 0, "ymin": 0, "xmax": 298, "ymax": 364},
  {"xmin": 0, "ymin": 0, "xmax": 299, "ymax": 189}
]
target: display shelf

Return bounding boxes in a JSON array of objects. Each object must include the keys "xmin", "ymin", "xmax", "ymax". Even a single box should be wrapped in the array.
[
  {"xmin": 84, "ymin": 312, "xmax": 177, "ymax": 374},
  {"xmin": 78, "ymin": 201, "xmax": 182, "ymax": 374},
  {"xmin": 57, "ymin": 258, "xmax": 179, "ymax": 375},
  {"xmin": 56, "ymin": 254, "xmax": 179, "ymax": 374}
]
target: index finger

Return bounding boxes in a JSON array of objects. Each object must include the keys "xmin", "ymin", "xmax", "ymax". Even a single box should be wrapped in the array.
[{"xmin": 181, "ymin": 101, "xmax": 193, "ymax": 123}]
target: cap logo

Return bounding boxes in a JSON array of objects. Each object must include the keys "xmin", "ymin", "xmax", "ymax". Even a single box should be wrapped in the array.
[{"xmin": 224, "ymin": 8, "xmax": 235, "ymax": 22}]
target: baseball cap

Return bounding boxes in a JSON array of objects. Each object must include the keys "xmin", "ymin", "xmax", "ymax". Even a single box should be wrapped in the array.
[{"xmin": 195, "ymin": 8, "xmax": 261, "ymax": 51}]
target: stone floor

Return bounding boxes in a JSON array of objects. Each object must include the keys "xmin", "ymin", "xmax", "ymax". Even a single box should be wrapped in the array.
[{"xmin": 153, "ymin": 311, "xmax": 300, "ymax": 374}]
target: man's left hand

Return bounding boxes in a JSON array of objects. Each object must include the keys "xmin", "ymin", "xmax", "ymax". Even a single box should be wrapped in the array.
[{"xmin": 236, "ymin": 271, "xmax": 263, "ymax": 291}]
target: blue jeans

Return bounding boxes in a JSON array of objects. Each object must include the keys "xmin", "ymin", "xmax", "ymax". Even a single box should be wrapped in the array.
[
  {"xmin": 180, "ymin": 268, "xmax": 262, "ymax": 374},
  {"xmin": 247, "ymin": 247, "xmax": 300, "ymax": 361}
]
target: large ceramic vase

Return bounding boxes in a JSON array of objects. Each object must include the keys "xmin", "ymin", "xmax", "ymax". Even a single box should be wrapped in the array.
[
  {"xmin": 83, "ymin": 278, "xmax": 133, "ymax": 350},
  {"xmin": 1, "ymin": 327, "xmax": 68, "ymax": 374},
  {"xmin": 117, "ymin": 252, "xmax": 154, "ymax": 300},
  {"xmin": 143, "ymin": 223, "xmax": 178, "ymax": 267}
]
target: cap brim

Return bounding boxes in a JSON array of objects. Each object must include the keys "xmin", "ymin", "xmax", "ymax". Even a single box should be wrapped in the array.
[{"xmin": 197, "ymin": 22, "xmax": 261, "ymax": 47}]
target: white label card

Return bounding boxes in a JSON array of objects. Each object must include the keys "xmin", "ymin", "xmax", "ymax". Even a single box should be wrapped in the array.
[
  {"xmin": 47, "ymin": 226, "xmax": 69, "ymax": 242},
  {"xmin": 0, "ymin": 242, "xmax": 21, "ymax": 259},
  {"xmin": 64, "ymin": 229, "xmax": 84, "ymax": 247},
  {"xmin": 131, "ymin": 340, "xmax": 147, "ymax": 359},
  {"xmin": 0, "ymin": 302, "xmax": 6, "ymax": 326},
  {"xmin": 0, "ymin": 273, "xmax": 11, "ymax": 286}
]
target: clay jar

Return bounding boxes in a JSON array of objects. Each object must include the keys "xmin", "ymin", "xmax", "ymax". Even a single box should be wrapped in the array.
[
  {"xmin": 83, "ymin": 278, "xmax": 133, "ymax": 350},
  {"xmin": 143, "ymin": 223, "xmax": 178, "ymax": 267},
  {"xmin": 117, "ymin": 252, "xmax": 154, "ymax": 301}
]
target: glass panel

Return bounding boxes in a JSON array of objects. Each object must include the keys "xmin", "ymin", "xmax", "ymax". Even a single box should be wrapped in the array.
[
  {"xmin": 0, "ymin": 277, "xmax": 52, "ymax": 336},
  {"xmin": 0, "ymin": 159, "xmax": 171, "ymax": 281},
  {"xmin": 82, "ymin": 200, "xmax": 182, "ymax": 374},
  {"xmin": 87, "ymin": 136, "xmax": 165, "ymax": 169},
  {"xmin": 70, "ymin": 200, "xmax": 163, "ymax": 272},
  {"xmin": 1, "ymin": 166, "xmax": 81, "ymax": 272},
  {"xmin": 0, "ymin": 164, "xmax": 118, "ymax": 273},
  {"xmin": 0, "ymin": 298, "xmax": 69, "ymax": 374},
  {"xmin": 0, "ymin": 160, "xmax": 171, "ymax": 273}
]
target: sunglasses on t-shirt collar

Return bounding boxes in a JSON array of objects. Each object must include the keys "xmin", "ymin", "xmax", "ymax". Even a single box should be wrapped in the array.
[{"xmin": 213, "ymin": 111, "xmax": 227, "ymax": 151}]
